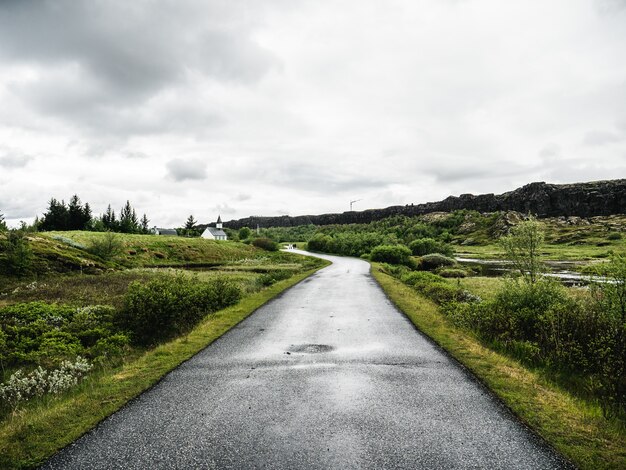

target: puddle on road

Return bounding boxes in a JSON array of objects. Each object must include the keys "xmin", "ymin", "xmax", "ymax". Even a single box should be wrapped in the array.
[{"xmin": 287, "ymin": 344, "xmax": 335, "ymax": 354}]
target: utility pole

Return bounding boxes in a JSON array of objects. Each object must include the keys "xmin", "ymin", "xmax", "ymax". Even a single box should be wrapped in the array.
[{"xmin": 350, "ymin": 199, "xmax": 362, "ymax": 211}]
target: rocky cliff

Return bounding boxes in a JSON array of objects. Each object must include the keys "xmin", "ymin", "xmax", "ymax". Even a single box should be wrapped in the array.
[{"xmin": 224, "ymin": 179, "xmax": 626, "ymax": 229}]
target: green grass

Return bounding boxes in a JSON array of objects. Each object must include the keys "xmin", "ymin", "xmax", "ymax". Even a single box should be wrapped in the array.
[
  {"xmin": 0, "ymin": 259, "xmax": 330, "ymax": 469},
  {"xmin": 455, "ymin": 276, "xmax": 503, "ymax": 301},
  {"xmin": 44, "ymin": 231, "xmax": 261, "ymax": 267},
  {"xmin": 371, "ymin": 264, "xmax": 626, "ymax": 470}
]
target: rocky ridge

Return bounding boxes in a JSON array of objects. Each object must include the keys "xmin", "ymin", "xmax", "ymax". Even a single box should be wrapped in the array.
[{"xmin": 224, "ymin": 179, "xmax": 626, "ymax": 229}]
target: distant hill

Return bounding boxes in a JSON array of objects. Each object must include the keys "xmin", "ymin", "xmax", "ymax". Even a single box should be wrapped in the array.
[{"xmin": 224, "ymin": 179, "xmax": 626, "ymax": 229}]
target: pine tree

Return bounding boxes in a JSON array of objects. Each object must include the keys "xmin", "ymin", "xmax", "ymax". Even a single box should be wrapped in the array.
[
  {"xmin": 119, "ymin": 201, "xmax": 139, "ymax": 233},
  {"xmin": 184, "ymin": 215, "xmax": 197, "ymax": 230},
  {"xmin": 40, "ymin": 198, "xmax": 69, "ymax": 231},
  {"xmin": 0, "ymin": 212, "xmax": 7, "ymax": 231},
  {"xmin": 101, "ymin": 205, "xmax": 117, "ymax": 230},
  {"xmin": 83, "ymin": 203, "xmax": 93, "ymax": 229},
  {"xmin": 68, "ymin": 194, "xmax": 90, "ymax": 230},
  {"xmin": 140, "ymin": 214, "xmax": 150, "ymax": 234}
]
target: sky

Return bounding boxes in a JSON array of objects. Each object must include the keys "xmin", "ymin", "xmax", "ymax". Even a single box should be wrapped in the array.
[{"xmin": 1, "ymin": 0, "xmax": 625, "ymax": 228}]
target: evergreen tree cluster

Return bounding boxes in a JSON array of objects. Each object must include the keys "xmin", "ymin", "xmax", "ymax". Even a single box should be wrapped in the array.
[
  {"xmin": 39, "ymin": 195, "xmax": 92, "ymax": 231},
  {"xmin": 38, "ymin": 195, "xmax": 150, "ymax": 234}
]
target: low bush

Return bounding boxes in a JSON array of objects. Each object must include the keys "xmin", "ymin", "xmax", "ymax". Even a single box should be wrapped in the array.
[
  {"xmin": 409, "ymin": 238, "xmax": 453, "ymax": 257},
  {"xmin": 419, "ymin": 253, "xmax": 456, "ymax": 271},
  {"xmin": 0, "ymin": 302, "xmax": 118, "ymax": 369},
  {"xmin": 0, "ymin": 356, "xmax": 92, "ymax": 411},
  {"xmin": 252, "ymin": 237, "xmax": 279, "ymax": 252},
  {"xmin": 607, "ymin": 232, "xmax": 622, "ymax": 240},
  {"xmin": 438, "ymin": 268, "xmax": 468, "ymax": 278},
  {"xmin": 370, "ymin": 244, "xmax": 412, "ymax": 265},
  {"xmin": 257, "ymin": 270, "xmax": 293, "ymax": 287},
  {"xmin": 87, "ymin": 231, "xmax": 123, "ymax": 261},
  {"xmin": 118, "ymin": 275, "xmax": 241, "ymax": 345}
]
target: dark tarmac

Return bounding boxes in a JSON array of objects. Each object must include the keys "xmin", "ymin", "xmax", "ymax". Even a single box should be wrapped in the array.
[{"xmin": 43, "ymin": 251, "xmax": 573, "ymax": 469}]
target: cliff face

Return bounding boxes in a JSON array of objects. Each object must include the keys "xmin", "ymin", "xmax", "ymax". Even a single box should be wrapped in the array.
[{"xmin": 224, "ymin": 179, "xmax": 626, "ymax": 229}]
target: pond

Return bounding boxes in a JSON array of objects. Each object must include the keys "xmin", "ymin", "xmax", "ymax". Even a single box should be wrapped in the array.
[{"xmin": 456, "ymin": 257, "xmax": 601, "ymax": 286}]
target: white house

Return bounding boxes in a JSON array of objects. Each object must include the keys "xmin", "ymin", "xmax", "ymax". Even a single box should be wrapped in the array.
[{"xmin": 201, "ymin": 215, "xmax": 228, "ymax": 240}]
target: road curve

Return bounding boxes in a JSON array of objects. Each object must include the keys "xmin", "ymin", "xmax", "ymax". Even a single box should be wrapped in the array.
[{"xmin": 43, "ymin": 251, "xmax": 572, "ymax": 469}]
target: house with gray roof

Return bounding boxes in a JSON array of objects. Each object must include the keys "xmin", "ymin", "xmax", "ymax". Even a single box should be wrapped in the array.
[{"xmin": 201, "ymin": 215, "xmax": 227, "ymax": 240}]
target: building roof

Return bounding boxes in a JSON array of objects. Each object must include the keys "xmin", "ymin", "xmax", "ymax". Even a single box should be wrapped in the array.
[
  {"xmin": 204, "ymin": 227, "xmax": 227, "ymax": 237},
  {"xmin": 217, "ymin": 215, "xmax": 222, "ymax": 223},
  {"xmin": 157, "ymin": 228, "xmax": 177, "ymax": 235}
]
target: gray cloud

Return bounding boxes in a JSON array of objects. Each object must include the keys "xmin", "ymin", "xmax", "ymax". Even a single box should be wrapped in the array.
[
  {"xmin": 0, "ymin": 0, "xmax": 276, "ymax": 138},
  {"xmin": 166, "ymin": 158, "xmax": 207, "ymax": 182},
  {"xmin": 0, "ymin": 154, "xmax": 32, "ymax": 169},
  {"xmin": 582, "ymin": 130, "xmax": 624, "ymax": 146}
]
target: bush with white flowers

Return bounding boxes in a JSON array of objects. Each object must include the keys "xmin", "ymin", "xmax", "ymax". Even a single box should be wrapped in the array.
[{"xmin": 0, "ymin": 356, "xmax": 93, "ymax": 409}]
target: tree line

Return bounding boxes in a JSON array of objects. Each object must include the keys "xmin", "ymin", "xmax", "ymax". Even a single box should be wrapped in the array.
[{"xmin": 35, "ymin": 195, "xmax": 151, "ymax": 234}]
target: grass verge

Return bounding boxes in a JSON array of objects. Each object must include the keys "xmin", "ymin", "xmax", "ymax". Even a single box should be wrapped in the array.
[
  {"xmin": 0, "ymin": 261, "xmax": 329, "ymax": 469},
  {"xmin": 371, "ymin": 263, "xmax": 626, "ymax": 470}
]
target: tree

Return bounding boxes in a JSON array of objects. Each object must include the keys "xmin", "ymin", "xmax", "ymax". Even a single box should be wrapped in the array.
[
  {"xmin": 0, "ymin": 213, "xmax": 6, "ymax": 232},
  {"xmin": 101, "ymin": 205, "xmax": 117, "ymax": 231},
  {"xmin": 238, "ymin": 227, "xmax": 251, "ymax": 240},
  {"xmin": 184, "ymin": 215, "xmax": 197, "ymax": 230},
  {"xmin": 119, "ymin": 201, "xmax": 139, "ymax": 233},
  {"xmin": 40, "ymin": 198, "xmax": 69, "ymax": 231},
  {"xmin": 0, "ymin": 229, "xmax": 33, "ymax": 276},
  {"xmin": 140, "ymin": 214, "xmax": 150, "ymax": 234},
  {"xmin": 67, "ymin": 194, "xmax": 92, "ymax": 230},
  {"xmin": 500, "ymin": 217, "xmax": 544, "ymax": 284}
]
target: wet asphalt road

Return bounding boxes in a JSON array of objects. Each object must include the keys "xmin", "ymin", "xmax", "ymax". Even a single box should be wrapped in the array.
[{"xmin": 43, "ymin": 251, "xmax": 573, "ymax": 469}]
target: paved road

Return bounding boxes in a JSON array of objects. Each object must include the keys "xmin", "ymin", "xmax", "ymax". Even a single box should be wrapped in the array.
[{"xmin": 44, "ymin": 251, "xmax": 572, "ymax": 469}]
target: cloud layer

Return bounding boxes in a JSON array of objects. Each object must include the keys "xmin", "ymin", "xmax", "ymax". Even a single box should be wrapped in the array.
[{"xmin": 0, "ymin": 0, "xmax": 625, "ymax": 226}]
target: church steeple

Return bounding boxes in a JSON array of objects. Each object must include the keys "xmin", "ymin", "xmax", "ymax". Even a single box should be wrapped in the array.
[{"xmin": 216, "ymin": 215, "xmax": 222, "ymax": 229}]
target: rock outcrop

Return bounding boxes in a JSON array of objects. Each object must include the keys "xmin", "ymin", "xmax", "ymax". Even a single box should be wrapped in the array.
[{"xmin": 224, "ymin": 179, "xmax": 626, "ymax": 229}]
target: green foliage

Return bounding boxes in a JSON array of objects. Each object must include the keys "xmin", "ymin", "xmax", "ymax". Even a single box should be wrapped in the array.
[
  {"xmin": 438, "ymin": 268, "xmax": 468, "ymax": 278},
  {"xmin": 500, "ymin": 218, "xmax": 545, "ymax": 284},
  {"xmin": 256, "ymin": 269, "xmax": 293, "ymax": 287},
  {"xmin": 607, "ymin": 232, "xmax": 622, "ymax": 241},
  {"xmin": 87, "ymin": 231, "xmax": 123, "ymax": 261},
  {"xmin": 0, "ymin": 230, "xmax": 33, "ymax": 276},
  {"xmin": 238, "ymin": 227, "xmax": 252, "ymax": 240},
  {"xmin": 252, "ymin": 237, "xmax": 279, "ymax": 251},
  {"xmin": 118, "ymin": 275, "xmax": 241, "ymax": 345},
  {"xmin": 370, "ymin": 244, "xmax": 412, "ymax": 265},
  {"xmin": 419, "ymin": 253, "xmax": 456, "ymax": 271},
  {"xmin": 40, "ymin": 195, "xmax": 92, "ymax": 231},
  {"xmin": 0, "ymin": 302, "xmax": 119, "ymax": 370},
  {"xmin": 0, "ymin": 213, "xmax": 7, "ymax": 232},
  {"xmin": 409, "ymin": 237, "xmax": 453, "ymax": 256}
]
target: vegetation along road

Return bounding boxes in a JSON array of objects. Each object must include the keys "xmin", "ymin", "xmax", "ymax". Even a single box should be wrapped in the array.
[{"xmin": 44, "ymin": 251, "xmax": 572, "ymax": 469}]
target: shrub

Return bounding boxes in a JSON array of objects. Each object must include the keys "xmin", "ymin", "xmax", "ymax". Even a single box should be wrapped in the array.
[
  {"xmin": 438, "ymin": 268, "xmax": 468, "ymax": 278},
  {"xmin": 252, "ymin": 237, "xmax": 279, "ymax": 252},
  {"xmin": 400, "ymin": 271, "xmax": 444, "ymax": 287},
  {"xmin": 0, "ymin": 302, "xmax": 118, "ymax": 369},
  {"xmin": 607, "ymin": 232, "xmax": 622, "ymax": 241},
  {"xmin": 0, "ymin": 230, "xmax": 33, "ymax": 276},
  {"xmin": 370, "ymin": 244, "xmax": 412, "ymax": 265},
  {"xmin": 118, "ymin": 275, "xmax": 241, "ymax": 345},
  {"xmin": 87, "ymin": 231, "xmax": 123, "ymax": 261},
  {"xmin": 238, "ymin": 227, "xmax": 252, "ymax": 240},
  {"xmin": 419, "ymin": 253, "xmax": 456, "ymax": 271},
  {"xmin": 409, "ymin": 238, "xmax": 453, "ymax": 257},
  {"xmin": 257, "ymin": 270, "xmax": 293, "ymax": 287},
  {"xmin": 0, "ymin": 356, "xmax": 92, "ymax": 410},
  {"xmin": 90, "ymin": 334, "xmax": 130, "ymax": 365}
]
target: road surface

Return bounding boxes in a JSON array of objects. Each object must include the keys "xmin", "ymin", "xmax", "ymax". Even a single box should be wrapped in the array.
[{"xmin": 43, "ymin": 251, "xmax": 572, "ymax": 469}]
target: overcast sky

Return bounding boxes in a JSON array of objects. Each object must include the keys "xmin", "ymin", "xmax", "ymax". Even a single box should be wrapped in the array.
[{"xmin": 1, "ymin": 0, "xmax": 625, "ymax": 227}]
